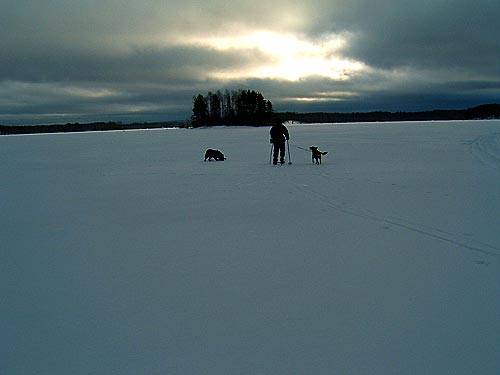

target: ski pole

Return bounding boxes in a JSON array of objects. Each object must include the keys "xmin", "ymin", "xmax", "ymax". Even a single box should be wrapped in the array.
[
  {"xmin": 287, "ymin": 140, "xmax": 292, "ymax": 165},
  {"xmin": 269, "ymin": 143, "xmax": 273, "ymax": 164}
]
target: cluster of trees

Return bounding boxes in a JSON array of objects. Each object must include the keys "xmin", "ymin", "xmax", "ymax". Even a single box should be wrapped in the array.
[{"xmin": 192, "ymin": 89, "xmax": 274, "ymax": 126}]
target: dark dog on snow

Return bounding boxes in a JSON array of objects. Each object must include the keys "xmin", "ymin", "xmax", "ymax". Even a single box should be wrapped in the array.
[
  {"xmin": 309, "ymin": 146, "xmax": 328, "ymax": 164},
  {"xmin": 204, "ymin": 149, "xmax": 226, "ymax": 161}
]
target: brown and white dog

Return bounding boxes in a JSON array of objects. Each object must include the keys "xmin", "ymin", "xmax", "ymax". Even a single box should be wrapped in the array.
[
  {"xmin": 204, "ymin": 149, "xmax": 226, "ymax": 161},
  {"xmin": 309, "ymin": 146, "xmax": 328, "ymax": 164}
]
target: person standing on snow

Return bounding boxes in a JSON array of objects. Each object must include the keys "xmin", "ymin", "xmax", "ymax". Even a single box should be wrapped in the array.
[{"xmin": 270, "ymin": 120, "xmax": 290, "ymax": 165}]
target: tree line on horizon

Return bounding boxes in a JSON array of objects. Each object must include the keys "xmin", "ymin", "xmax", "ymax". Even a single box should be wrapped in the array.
[
  {"xmin": 0, "ymin": 121, "xmax": 185, "ymax": 135},
  {"xmin": 278, "ymin": 103, "xmax": 500, "ymax": 124},
  {"xmin": 2, "ymin": 104, "xmax": 499, "ymax": 135},
  {"xmin": 191, "ymin": 89, "xmax": 274, "ymax": 127}
]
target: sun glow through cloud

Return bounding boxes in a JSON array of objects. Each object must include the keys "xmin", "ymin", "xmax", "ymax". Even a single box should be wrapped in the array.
[{"xmin": 186, "ymin": 31, "xmax": 366, "ymax": 81}]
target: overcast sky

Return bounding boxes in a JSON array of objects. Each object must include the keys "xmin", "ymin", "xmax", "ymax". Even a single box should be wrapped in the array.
[{"xmin": 1, "ymin": 0, "xmax": 499, "ymax": 124}]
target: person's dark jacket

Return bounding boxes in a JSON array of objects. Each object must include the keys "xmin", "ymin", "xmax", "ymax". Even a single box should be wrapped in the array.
[{"xmin": 270, "ymin": 124, "xmax": 290, "ymax": 143}]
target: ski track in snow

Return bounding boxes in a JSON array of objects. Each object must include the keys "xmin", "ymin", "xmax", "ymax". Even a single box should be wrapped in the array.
[
  {"xmin": 289, "ymin": 162, "xmax": 500, "ymax": 258},
  {"xmin": 469, "ymin": 132, "xmax": 500, "ymax": 172}
]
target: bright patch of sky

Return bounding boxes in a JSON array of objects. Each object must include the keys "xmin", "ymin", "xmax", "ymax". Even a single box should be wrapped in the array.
[{"xmin": 186, "ymin": 31, "xmax": 367, "ymax": 81}]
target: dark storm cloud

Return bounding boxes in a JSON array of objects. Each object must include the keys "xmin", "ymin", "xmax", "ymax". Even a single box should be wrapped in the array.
[
  {"xmin": 1, "ymin": 0, "xmax": 499, "ymax": 123},
  {"xmin": 310, "ymin": 0, "xmax": 500, "ymax": 76},
  {"xmin": 0, "ymin": 44, "xmax": 268, "ymax": 83}
]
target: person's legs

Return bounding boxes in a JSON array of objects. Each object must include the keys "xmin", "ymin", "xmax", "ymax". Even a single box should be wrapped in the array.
[{"xmin": 278, "ymin": 142, "xmax": 286, "ymax": 164}]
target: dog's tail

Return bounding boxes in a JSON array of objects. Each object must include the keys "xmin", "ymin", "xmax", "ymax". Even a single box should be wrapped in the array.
[{"xmin": 321, "ymin": 151, "xmax": 328, "ymax": 155}]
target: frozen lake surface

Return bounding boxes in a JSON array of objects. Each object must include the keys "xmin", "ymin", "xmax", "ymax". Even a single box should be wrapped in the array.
[{"xmin": 1, "ymin": 121, "xmax": 499, "ymax": 374}]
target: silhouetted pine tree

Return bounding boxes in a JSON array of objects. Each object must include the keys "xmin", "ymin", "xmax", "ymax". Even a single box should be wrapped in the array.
[{"xmin": 191, "ymin": 94, "xmax": 208, "ymax": 127}]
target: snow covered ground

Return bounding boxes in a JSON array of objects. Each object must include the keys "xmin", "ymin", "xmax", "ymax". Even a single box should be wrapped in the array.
[{"xmin": 1, "ymin": 121, "xmax": 499, "ymax": 375}]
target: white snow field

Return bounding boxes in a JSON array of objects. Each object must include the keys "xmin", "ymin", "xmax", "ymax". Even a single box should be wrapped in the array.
[{"xmin": 1, "ymin": 121, "xmax": 499, "ymax": 375}]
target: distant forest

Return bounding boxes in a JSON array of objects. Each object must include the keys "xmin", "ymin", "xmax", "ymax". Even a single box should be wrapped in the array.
[
  {"xmin": 1, "ymin": 103, "xmax": 499, "ymax": 135},
  {"xmin": 191, "ymin": 89, "xmax": 274, "ymax": 127},
  {"xmin": 0, "ymin": 121, "xmax": 186, "ymax": 135},
  {"xmin": 277, "ymin": 104, "xmax": 500, "ymax": 124}
]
